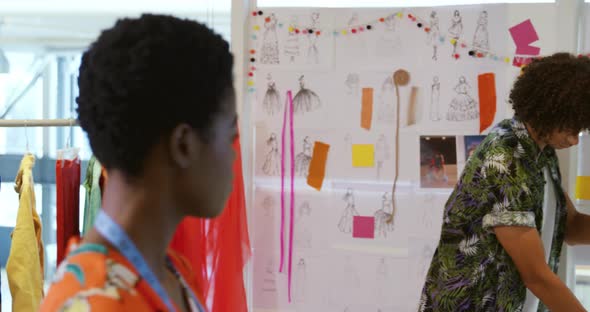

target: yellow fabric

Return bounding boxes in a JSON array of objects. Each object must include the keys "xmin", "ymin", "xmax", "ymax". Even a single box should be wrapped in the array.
[
  {"xmin": 576, "ymin": 176, "xmax": 590, "ymax": 200},
  {"xmin": 7, "ymin": 153, "xmax": 44, "ymax": 311}
]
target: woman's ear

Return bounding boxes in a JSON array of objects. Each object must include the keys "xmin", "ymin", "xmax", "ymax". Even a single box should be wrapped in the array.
[{"xmin": 169, "ymin": 124, "xmax": 200, "ymax": 169}]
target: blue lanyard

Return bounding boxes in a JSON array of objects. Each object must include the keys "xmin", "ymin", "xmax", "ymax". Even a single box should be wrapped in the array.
[{"xmin": 95, "ymin": 210, "xmax": 204, "ymax": 312}]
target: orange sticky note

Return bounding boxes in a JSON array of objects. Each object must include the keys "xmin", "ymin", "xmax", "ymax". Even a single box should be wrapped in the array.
[
  {"xmin": 361, "ymin": 88, "xmax": 373, "ymax": 130},
  {"xmin": 352, "ymin": 144, "xmax": 375, "ymax": 167},
  {"xmin": 478, "ymin": 73, "xmax": 496, "ymax": 133},
  {"xmin": 307, "ymin": 141, "xmax": 330, "ymax": 191}
]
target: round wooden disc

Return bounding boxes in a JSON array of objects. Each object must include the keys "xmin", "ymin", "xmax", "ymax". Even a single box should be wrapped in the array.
[{"xmin": 393, "ymin": 69, "xmax": 410, "ymax": 86}]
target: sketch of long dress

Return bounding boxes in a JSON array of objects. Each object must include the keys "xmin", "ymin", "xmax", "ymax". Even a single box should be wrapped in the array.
[
  {"xmin": 284, "ymin": 16, "xmax": 300, "ymax": 63},
  {"xmin": 295, "ymin": 201, "xmax": 312, "ymax": 248},
  {"xmin": 293, "ymin": 75, "xmax": 321, "ymax": 114},
  {"xmin": 374, "ymin": 192, "xmax": 394, "ymax": 238},
  {"xmin": 375, "ymin": 134, "xmax": 390, "ymax": 180},
  {"xmin": 295, "ymin": 136, "xmax": 312, "ymax": 177},
  {"xmin": 376, "ymin": 14, "xmax": 401, "ymax": 57},
  {"xmin": 261, "ymin": 14, "xmax": 279, "ymax": 64},
  {"xmin": 447, "ymin": 76, "xmax": 479, "ymax": 121},
  {"xmin": 338, "ymin": 189, "xmax": 359, "ymax": 233},
  {"xmin": 376, "ymin": 257, "xmax": 389, "ymax": 303},
  {"xmin": 262, "ymin": 259, "xmax": 277, "ymax": 292},
  {"xmin": 448, "ymin": 10, "xmax": 463, "ymax": 56},
  {"xmin": 472, "ymin": 11, "xmax": 489, "ymax": 53},
  {"xmin": 306, "ymin": 12, "xmax": 320, "ymax": 64},
  {"xmin": 295, "ymin": 258, "xmax": 307, "ymax": 303},
  {"xmin": 345, "ymin": 73, "xmax": 360, "ymax": 97},
  {"xmin": 377, "ymin": 76, "xmax": 396, "ymax": 124},
  {"xmin": 427, "ymin": 11, "xmax": 440, "ymax": 60},
  {"xmin": 430, "ymin": 76, "xmax": 441, "ymax": 121},
  {"xmin": 262, "ymin": 133, "xmax": 280, "ymax": 175},
  {"xmin": 263, "ymin": 74, "xmax": 281, "ymax": 115}
]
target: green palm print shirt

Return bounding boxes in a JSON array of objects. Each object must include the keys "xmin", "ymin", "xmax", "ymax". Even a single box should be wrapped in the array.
[{"xmin": 419, "ymin": 118, "xmax": 567, "ymax": 312}]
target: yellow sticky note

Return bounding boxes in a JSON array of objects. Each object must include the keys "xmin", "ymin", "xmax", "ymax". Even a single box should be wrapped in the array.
[
  {"xmin": 576, "ymin": 176, "xmax": 590, "ymax": 200},
  {"xmin": 352, "ymin": 144, "xmax": 375, "ymax": 167}
]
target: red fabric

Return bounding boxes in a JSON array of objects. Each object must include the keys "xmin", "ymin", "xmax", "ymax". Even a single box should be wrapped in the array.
[
  {"xmin": 56, "ymin": 158, "xmax": 81, "ymax": 265},
  {"xmin": 170, "ymin": 135, "xmax": 251, "ymax": 312}
]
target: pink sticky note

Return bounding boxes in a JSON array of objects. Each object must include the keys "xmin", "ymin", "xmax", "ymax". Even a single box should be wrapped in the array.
[
  {"xmin": 509, "ymin": 19, "xmax": 540, "ymax": 56},
  {"xmin": 353, "ymin": 216, "xmax": 375, "ymax": 239},
  {"xmin": 512, "ymin": 56, "xmax": 535, "ymax": 68}
]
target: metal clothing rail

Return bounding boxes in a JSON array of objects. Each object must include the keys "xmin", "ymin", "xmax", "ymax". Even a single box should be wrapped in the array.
[{"xmin": 0, "ymin": 118, "xmax": 78, "ymax": 127}]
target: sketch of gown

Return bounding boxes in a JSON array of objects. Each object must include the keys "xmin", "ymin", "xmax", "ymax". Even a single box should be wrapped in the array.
[
  {"xmin": 377, "ymin": 76, "xmax": 396, "ymax": 124},
  {"xmin": 338, "ymin": 189, "xmax": 359, "ymax": 233},
  {"xmin": 262, "ymin": 133, "xmax": 280, "ymax": 175},
  {"xmin": 293, "ymin": 75, "xmax": 321, "ymax": 114},
  {"xmin": 295, "ymin": 136, "xmax": 312, "ymax": 177},
  {"xmin": 295, "ymin": 258, "xmax": 307, "ymax": 303},
  {"xmin": 447, "ymin": 76, "xmax": 479, "ymax": 121},
  {"xmin": 306, "ymin": 12, "xmax": 320, "ymax": 64},
  {"xmin": 430, "ymin": 76, "xmax": 441, "ymax": 121},
  {"xmin": 295, "ymin": 201, "xmax": 312, "ymax": 248},
  {"xmin": 263, "ymin": 74, "xmax": 281, "ymax": 115},
  {"xmin": 375, "ymin": 134, "xmax": 390, "ymax": 180},
  {"xmin": 284, "ymin": 15, "xmax": 300, "ymax": 63},
  {"xmin": 472, "ymin": 10, "xmax": 489, "ymax": 53},
  {"xmin": 345, "ymin": 73, "xmax": 360, "ymax": 97},
  {"xmin": 448, "ymin": 10, "xmax": 463, "ymax": 56},
  {"xmin": 261, "ymin": 13, "xmax": 279, "ymax": 64},
  {"xmin": 374, "ymin": 192, "xmax": 394, "ymax": 238},
  {"xmin": 377, "ymin": 14, "xmax": 401, "ymax": 57},
  {"xmin": 427, "ymin": 11, "xmax": 440, "ymax": 60}
]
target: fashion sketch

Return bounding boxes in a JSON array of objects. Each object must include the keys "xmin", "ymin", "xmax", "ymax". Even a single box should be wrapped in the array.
[
  {"xmin": 263, "ymin": 73, "xmax": 281, "ymax": 116},
  {"xmin": 374, "ymin": 192, "xmax": 394, "ymax": 238},
  {"xmin": 376, "ymin": 14, "xmax": 401, "ymax": 57},
  {"xmin": 295, "ymin": 258, "xmax": 307, "ymax": 303},
  {"xmin": 376, "ymin": 257, "xmax": 389, "ymax": 303},
  {"xmin": 284, "ymin": 15, "xmax": 300, "ymax": 63},
  {"xmin": 262, "ymin": 196, "xmax": 275, "ymax": 217},
  {"xmin": 295, "ymin": 136, "xmax": 312, "ymax": 177},
  {"xmin": 261, "ymin": 13, "xmax": 279, "ymax": 64},
  {"xmin": 344, "ymin": 12, "xmax": 367, "ymax": 58},
  {"xmin": 472, "ymin": 10, "xmax": 489, "ymax": 53},
  {"xmin": 338, "ymin": 188, "xmax": 359, "ymax": 233},
  {"xmin": 295, "ymin": 201, "xmax": 312, "ymax": 248},
  {"xmin": 262, "ymin": 259, "xmax": 277, "ymax": 292},
  {"xmin": 421, "ymin": 196, "xmax": 435, "ymax": 229},
  {"xmin": 427, "ymin": 11, "xmax": 440, "ymax": 60},
  {"xmin": 375, "ymin": 134, "xmax": 391, "ymax": 180},
  {"xmin": 262, "ymin": 133, "xmax": 280, "ymax": 176},
  {"xmin": 377, "ymin": 76, "xmax": 396, "ymax": 124},
  {"xmin": 448, "ymin": 10, "xmax": 463, "ymax": 56},
  {"xmin": 306, "ymin": 12, "xmax": 321, "ymax": 64},
  {"xmin": 293, "ymin": 75, "xmax": 321, "ymax": 114},
  {"xmin": 447, "ymin": 76, "xmax": 479, "ymax": 121},
  {"xmin": 345, "ymin": 73, "xmax": 360, "ymax": 97},
  {"xmin": 430, "ymin": 76, "xmax": 441, "ymax": 121},
  {"xmin": 342, "ymin": 256, "xmax": 361, "ymax": 289}
]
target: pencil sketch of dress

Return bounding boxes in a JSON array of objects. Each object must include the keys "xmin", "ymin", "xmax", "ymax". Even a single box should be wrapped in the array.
[
  {"xmin": 284, "ymin": 15, "xmax": 300, "ymax": 63},
  {"xmin": 263, "ymin": 74, "xmax": 281, "ymax": 116},
  {"xmin": 472, "ymin": 11, "xmax": 489, "ymax": 53},
  {"xmin": 306, "ymin": 12, "xmax": 320, "ymax": 64},
  {"xmin": 262, "ymin": 259, "xmax": 277, "ymax": 292},
  {"xmin": 261, "ymin": 13, "xmax": 279, "ymax": 64},
  {"xmin": 447, "ymin": 76, "xmax": 479, "ymax": 121},
  {"xmin": 448, "ymin": 10, "xmax": 463, "ymax": 56},
  {"xmin": 430, "ymin": 76, "xmax": 441, "ymax": 121},
  {"xmin": 295, "ymin": 201, "xmax": 312, "ymax": 248},
  {"xmin": 376, "ymin": 257, "xmax": 389, "ymax": 303},
  {"xmin": 262, "ymin": 196, "xmax": 275, "ymax": 217},
  {"xmin": 262, "ymin": 133, "xmax": 280, "ymax": 175},
  {"xmin": 375, "ymin": 134, "xmax": 390, "ymax": 180},
  {"xmin": 345, "ymin": 73, "xmax": 360, "ymax": 97},
  {"xmin": 295, "ymin": 258, "xmax": 307, "ymax": 303},
  {"xmin": 344, "ymin": 12, "xmax": 367, "ymax": 59},
  {"xmin": 295, "ymin": 136, "xmax": 312, "ymax": 177},
  {"xmin": 343, "ymin": 256, "xmax": 361, "ymax": 288},
  {"xmin": 374, "ymin": 192, "xmax": 394, "ymax": 238},
  {"xmin": 338, "ymin": 189, "xmax": 359, "ymax": 233},
  {"xmin": 377, "ymin": 76, "xmax": 396, "ymax": 124},
  {"xmin": 376, "ymin": 14, "xmax": 401, "ymax": 57},
  {"xmin": 293, "ymin": 75, "xmax": 321, "ymax": 114},
  {"xmin": 427, "ymin": 11, "xmax": 440, "ymax": 61}
]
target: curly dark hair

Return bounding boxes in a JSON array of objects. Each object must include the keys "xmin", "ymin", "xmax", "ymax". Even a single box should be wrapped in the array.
[
  {"xmin": 509, "ymin": 52, "xmax": 590, "ymax": 138},
  {"xmin": 77, "ymin": 14, "xmax": 233, "ymax": 177}
]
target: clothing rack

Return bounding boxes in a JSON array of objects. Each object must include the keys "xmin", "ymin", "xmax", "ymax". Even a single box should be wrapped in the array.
[{"xmin": 0, "ymin": 118, "xmax": 78, "ymax": 127}]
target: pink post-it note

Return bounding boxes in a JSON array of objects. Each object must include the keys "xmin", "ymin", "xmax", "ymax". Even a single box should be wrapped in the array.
[
  {"xmin": 509, "ymin": 19, "xmax": 540, "ymax": 55},
  {"xmin": 353, "ymin": 216, "xmax": 375, "ymax": 239}
]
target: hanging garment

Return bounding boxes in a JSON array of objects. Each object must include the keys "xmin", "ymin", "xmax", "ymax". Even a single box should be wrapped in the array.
[
  {"xmin": 6, "ymin": 153, "xmax": 44, "ymax": 311},
  {"xmin": 82, "ymin": 156, "xmax": 103, "ymax": 235},
  {"xmin": 56, "ymin": 149, "xmax": 81, "ymax": 265},
  {"xmin": 170, "ymin": 134, "xmax": 251, "ymax": 312}
]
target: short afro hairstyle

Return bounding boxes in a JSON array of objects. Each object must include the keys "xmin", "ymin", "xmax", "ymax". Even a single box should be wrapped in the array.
[
  {"xmin": 509, "ymin": 52, "xmax": 590, "ymax": 138},
  {"xmin": 77, "ymin": 14, "xmax": 233, "ymax": 177}
]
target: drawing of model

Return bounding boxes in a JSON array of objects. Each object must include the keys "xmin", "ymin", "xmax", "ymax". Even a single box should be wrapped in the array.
[
  {"xmin": 263, "ymin": 73, "xmax": 281, "ymax": 116},
  {"xmin": 375, "ymin": 134, "xmax": 391, "ymax": 180},
  {"xmin": 260, "ymin": 13, "xmax": 279, "ymax": 64},
  {"xmin": 295, "ymin": 258, "xmax": 307, "ymax": 303},
  {"xmin": 284, "ymin": 15, "xmax": 300, "ymax": 63},
  {"xmin": 447, "ymin": 76, "xmax": 479, "ymax": 121},
  {"xmin": 376, "ymin": 257, "xmax": 389, "ymax": 303},
  {"xmin": 376, "ymin": 14, "xmax": 401, "ymax": 57},
  {"xmin": 430, "ymin": 76, "xmax": 441, "ymax": 121},
  {"xmin": 345, "ymin": 73, "xmax": 360, "ymax": 97},
  {"xmin": 338, "ymin": 188, "xmax": 359, "ymax": 233},
  {"xmin": 306, "ymin": 12, "xmax": 320, "ymax": 64},
  {"xmin": 293, "ymin": 75, "xmax": 321, "ymax": 114},
  {"xmin": 295, "ymin": 136, "xmax": 312, "ymax": 177},
  {"xmin": 296, "ymin": 201, "xmax": 312, "ymax": 248},
  {"xmin": 262, "ymin": 259, "xmax": 277, "ymax": 292},
  {"xmin": 427, "ymin": 11, "xmax": 440, "ymax": 60},
  {"xmin": 448, "ymin": 10, "xmax": 463, "ymax": 56},
  {"xmin": 262, "ymin": 196, "xmax": 275, "ymax": 217},
  {"xmin": 377, "ymin": 76, "xmax": 396, "ymax": 124},
  {"xmin": 472, "ymin": 10, "xmax": 489, "ymax": 54},
  {"xmin": 374, "ymin": 192, "xmax": 394, "ymax": 238},
  {"xmin": 262, "ymin": 133, "xmax": 280, "ymax": 176}
]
